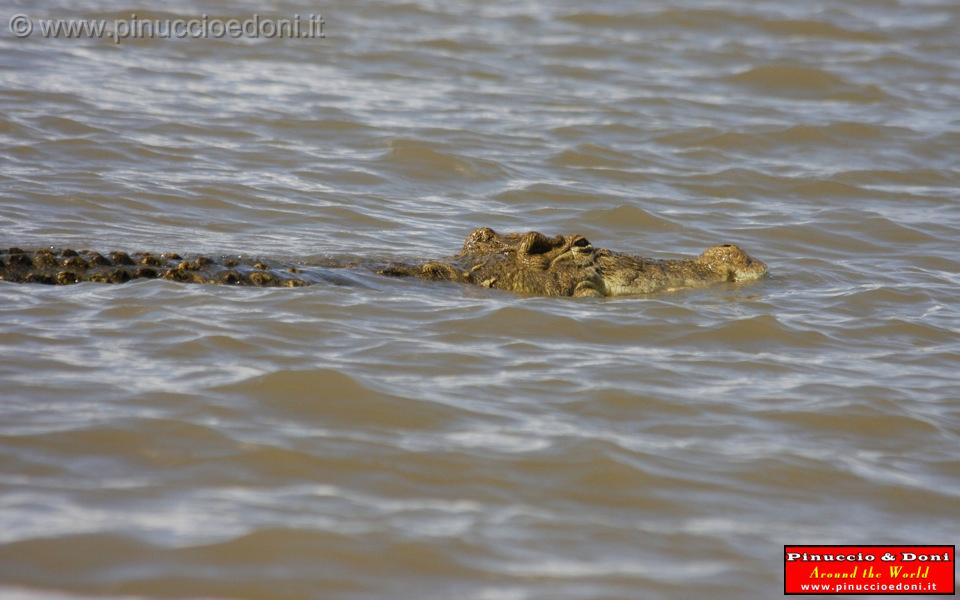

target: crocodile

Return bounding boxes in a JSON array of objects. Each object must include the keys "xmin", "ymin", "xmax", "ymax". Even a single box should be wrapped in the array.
[{"xmin": 0, "ymin": 227, "xmax": 767, "ymax": 297}]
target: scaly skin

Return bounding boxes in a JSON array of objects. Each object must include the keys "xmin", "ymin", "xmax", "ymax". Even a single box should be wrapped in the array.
[
  {"xmin": 0, "ymin": 248, "xmax": 310, "ymax": 287},
  {"xmin": 1, "ymin": 227, "xmax": 768, "ymax": 296},
  {"xmin": 379, "ymin": 227, "xmax": 768, "ymax": 297}
]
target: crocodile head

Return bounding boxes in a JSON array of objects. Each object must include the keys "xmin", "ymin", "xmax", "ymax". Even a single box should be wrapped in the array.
[
  {"xmin": 452, "ymin": 227, "xmax": 767, "ymax": 297},
  {"xmin": 696, "ymin": 244, "xmax": 769, "ymax": 282},
  {"xmin": 454, "ymin": 227, "xmax": 605, "ymax": 296}
]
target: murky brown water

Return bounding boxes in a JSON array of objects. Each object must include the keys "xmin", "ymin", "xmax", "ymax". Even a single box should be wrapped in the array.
[{"xmin": 1, "ymin": 0, "xmax": 959, "ymax": 598}]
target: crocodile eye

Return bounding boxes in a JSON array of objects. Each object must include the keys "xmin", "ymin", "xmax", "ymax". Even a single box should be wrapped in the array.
[
  {"xmin": 572, "ymin": 237, "xmax": 591, "ymax": 248},
  {"xmin": 470, "ymin": 227, "xmax": 495, "ymax": 242},
  {"xmin": 519, "ymin": 232, "xmax": 556, "ymax": 256}
]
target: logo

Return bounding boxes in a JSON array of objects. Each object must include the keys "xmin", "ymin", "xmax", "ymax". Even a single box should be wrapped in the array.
[{"xmin": 784, "ymin": 545, "xmax": 955, "ymax": 595}]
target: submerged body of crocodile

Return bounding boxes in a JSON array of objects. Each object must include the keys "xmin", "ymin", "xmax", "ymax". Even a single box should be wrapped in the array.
[
  {"xmin": 0, "ymin": 247, "xmax": 312, "ymax": 288},
  {"xmin": 0, "ymin": 227, "xmax": 767, "ymax": 297}
]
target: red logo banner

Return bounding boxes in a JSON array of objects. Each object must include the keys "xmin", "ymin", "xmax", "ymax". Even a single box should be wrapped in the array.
[{"xmin": 784, "ymin": 545, "xmax": 955, "ymax": 595}]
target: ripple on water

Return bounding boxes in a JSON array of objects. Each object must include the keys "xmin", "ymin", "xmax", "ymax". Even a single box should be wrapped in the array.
[
  {"xmin": 442, "ymin": 305, "xmax": 589, "ymax": 340},
  {"xmin": 212, "ymin": 368, "xmax": 468, "ymax": 430},
  {"xmin": 0, "ymin": 418, "xmax": 240, "ymax": 468},
  {"xmin": 758, "ymin": 404, "xmax": 942, "ymax": 441},
  {"xmin": 723, "ymin": 64, "xmax": 889, "ymax": 101},
  {"xmin": 673, "ymin": 314, "xmax": 833, "ymax": 351},
  {"xmin": 563, "ymin": 388, "xmax": 701, "ymax": 421},
  {"xmin": 549, "ymin": 143, "xmax": 637, "ymax": 169},
  {"xmin": 560, "ymin": 9, "xmax": 889, "ymax": 43},
  {"xmin": 581, "ymin": 204, "xmax": 684, "ymax": 233},
  {"xmin": 494, "ymin": 183, "xmax": 620, "ymax": 207},
  {"xmin": 852, "ymin": 319, "xmax": 958, "ymax": 345},
  {"xmin": 380, "ymin": 139, "xmax": 508, "ymax": 181},
  {"xmin": 657, "ymin": 122, "xmax": 907, "ymax": 152}
]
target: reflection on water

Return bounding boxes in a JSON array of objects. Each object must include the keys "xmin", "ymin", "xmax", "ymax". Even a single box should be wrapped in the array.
[{"xmin": 1, "ymin": 0, "xmax": 958, "ymax": 598}]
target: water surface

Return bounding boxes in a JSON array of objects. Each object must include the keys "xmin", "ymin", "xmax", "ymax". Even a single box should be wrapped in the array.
[{"xmin": 1, "ymin": 0, "xmax": 958, "ymax": 598}]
